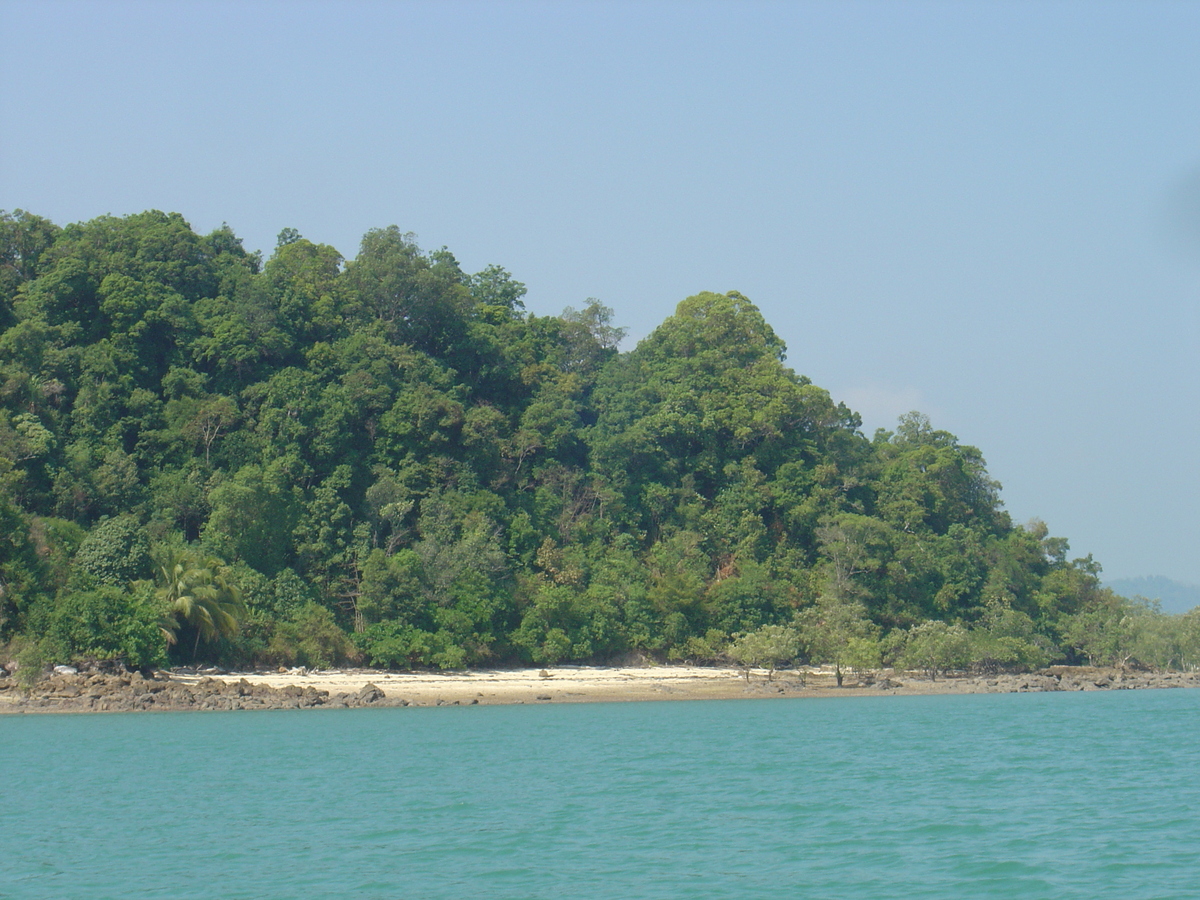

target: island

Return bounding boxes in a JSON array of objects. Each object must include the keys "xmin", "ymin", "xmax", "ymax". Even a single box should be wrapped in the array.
[{"xmin": 3, "ymin": 209, "xmax": 1198, "ymax": 696}]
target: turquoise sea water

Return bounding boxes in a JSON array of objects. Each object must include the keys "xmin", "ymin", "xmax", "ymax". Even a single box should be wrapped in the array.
[{"xmin": 3, "ymin": 689, "xmax": 1198, "ymax": 900}]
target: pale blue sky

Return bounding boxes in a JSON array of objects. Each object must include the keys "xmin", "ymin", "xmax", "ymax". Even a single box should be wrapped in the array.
[{"xmin": 2, "ymin": 0, "xmax": 1198, "ymax": 584}]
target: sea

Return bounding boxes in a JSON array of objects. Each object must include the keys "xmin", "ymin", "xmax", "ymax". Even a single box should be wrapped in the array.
[{"xmin": 2, "ymin": 688, "xmax": 1198, "ymax": 900}]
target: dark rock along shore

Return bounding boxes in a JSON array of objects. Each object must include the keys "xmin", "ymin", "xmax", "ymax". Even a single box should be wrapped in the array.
[
  {"xmin": 946, "ymin": 666, "xmax": 1200, "ymax": 694},
  {"xmin": 0, "ymin": 670, "xmax": 409, "ymax": 713}
]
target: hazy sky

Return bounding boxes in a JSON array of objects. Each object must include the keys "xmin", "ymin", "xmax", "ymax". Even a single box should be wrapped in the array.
[{"xmin": 2, "ymin": 0, "xmax": 1198, "ymax": 584}]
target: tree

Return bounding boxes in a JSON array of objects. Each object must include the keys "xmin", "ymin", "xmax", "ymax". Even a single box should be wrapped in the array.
[
  {"xmin": 343, "ymin": 226, "xmax": 472, "ymax": 355},
  {"xmin": 795, "ymin": 592, "xmax": 880, "ymax": 686},
  {"xmin": 560, "ymin": 299, "xmax": 626, "ymax": 369},
  {"xmin": 1060, "ymin": 593, "xmax": 1157, "ymax": 668},
  {"xmin": 267, "ymin": 601, "xmax": 358, "ymax": 668},
  {"xmin": 409, "ymin": 490, "xmax": 513, "ymax": 665},
  {"xmin": 874, "ymin": 412, "xmax": 1006, "ymax": 537},
  {"xmin": 0, "ymin": 208, "xmax": 1144, "ymax": 674},
  {"xmin": 73, "ymin": 515, "xmax": 151, "ymax": 586},
  {"xmin": 0, "ymin": 490, "xmax": 50, "ymax": 637},
  {"xmin": 895, "ymin": 620, "xmax": 972, "ymax": 680},
  {"xmin": 968, "ymin": 596, "xmax": 1054, "ymax": 672},
  {"xmin": 171, "ymin": 394, "xmax": 238, "ymax": 465},
  {"xmin": 46, "ymin": 583, "xmax": 166, "ymax": 669},
  {"xmin": 728, "ymin": 623, "xmax": 801, "ymax": 682},
  {"xmin": 149, "ymin": 548, "xmax": 246, "ymax": 662},
  {"xmin": 469, "ymin": 264, "xmax": 526, "ymax": 321},
  {"xmin": 0, "ymin": 209, "xmax": 61, "ymax": 323},
  {"xmin": 590, "ymin": 291, "xmax": 856, "ymax": 542},
  {"xmin": 203, "ymin": 462, "xmax": 300, "ymax": 577}
]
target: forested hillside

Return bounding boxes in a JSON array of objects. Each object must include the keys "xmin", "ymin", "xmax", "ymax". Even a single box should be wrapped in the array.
[{"xmin": 2, "ymin": 209, "xmax": 1195, "ymax": 675}]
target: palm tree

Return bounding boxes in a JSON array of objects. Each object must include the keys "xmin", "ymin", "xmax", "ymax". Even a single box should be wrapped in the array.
[{"xmin": 149, "ymin": 548, "xmax": 246, "ymax": 662}]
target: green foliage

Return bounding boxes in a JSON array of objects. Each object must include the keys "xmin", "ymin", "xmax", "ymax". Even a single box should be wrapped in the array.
[
  {"xmin": 0, "ymin": 209, "xmax": 1160, "ymax": 674},
  {"xmin": 0, "ymin": 493, "xmax": 51, "ymax": 636},
  {"xmin": 45, "ymin": 583, "xmax": 167, "ymax": 669},
  {"xmin": 728, "ymin": 624, "xmax": 801, "ymax": 680},
  {"xmin": 1056, "ymin": 592, "xmax": 1189, "ymax": 669},
  {"xmin": 268, "ymin": 567, "xmax": 319, "ymax": 620},
  {"xmin": 666, "ymin": 629, "xmax": 728, "ymax": 664},
  {"xmin": 591, "ymin": 291, "xmax": 850, "ymax": 530},
  {"xmin": 268, "ymin": 601, "xmax": 359, "ymax": 669},
  {"xmin": 148, "ymin": 547, "xmax": 246, "ymax": 661},
  {"xmin": 968, "ymin": 598, "xmax": 1055, "ymax": 673},
  {"xmin": 72, "ymin": 516, "xmax": 151, "ymax": 586},
  {"xmin": 343, "ymin": 226, "xmax": 471, "ymax": 355},
  {"xmin": 1, "ymin": 209, "xmax": 61, "ymax": 326},
  {"xmin": 795, "ymin": 592, "xmax": 881, "ymax": 685},
  {"xmin": 358, "ymin": 548, "xmax": 425, "ymax": 625},
  {"xmin": 469, "ymin": 264, "xmax": 526, "ymax": 320},
  {"xmin": 12, "ymin": 638, "xmax": 52, "ymax": 688},
  {"xmin": 512, "ymin": 580, "xmax": 620, "ymax": 665},
  {"xmin": 203, "ymin": 462, "xmax": 299, "ymax": 575},
  {"xmin": 354, "ymin": 620, "xmax": 432, "ymax": 669},
  {"xmin": 894, "ymin": 621, "xmax": 973, "ymax": 679}
]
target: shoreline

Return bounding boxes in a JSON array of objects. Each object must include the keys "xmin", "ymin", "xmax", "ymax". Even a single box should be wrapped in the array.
[{"xmin": 3, "ymin": 664, "xmax": 1199, "ymax": 714}]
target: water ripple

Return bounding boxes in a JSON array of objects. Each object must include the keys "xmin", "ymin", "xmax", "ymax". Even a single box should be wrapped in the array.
[{"xmin": 2, "ymin": 690, "xmax": 1199, "ymax": 899}]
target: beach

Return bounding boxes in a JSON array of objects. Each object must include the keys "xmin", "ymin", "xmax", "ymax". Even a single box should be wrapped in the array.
[{"xmin": 3, "ymin": 663, "xmax": 1199, "ymax": 713}]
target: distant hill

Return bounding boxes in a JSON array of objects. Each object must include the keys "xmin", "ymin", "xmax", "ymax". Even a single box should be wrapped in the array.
[{"xmin": 1107, "ymin": 577, "xmax": 1200, "ymax": 615}]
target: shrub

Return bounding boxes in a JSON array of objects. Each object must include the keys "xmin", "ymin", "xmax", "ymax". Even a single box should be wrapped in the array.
[
  {"xmin": 47, "ymin": 582, "xmax": 167, "ymax": 669},
  {"xmin": 267, "ymin": 602, "xmax": 359, "ymax": 669}
]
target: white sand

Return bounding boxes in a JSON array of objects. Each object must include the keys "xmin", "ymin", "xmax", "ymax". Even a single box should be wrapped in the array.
[{"xmin": 174, "ymin": 664, "xmax": 833, "ymax": 705}]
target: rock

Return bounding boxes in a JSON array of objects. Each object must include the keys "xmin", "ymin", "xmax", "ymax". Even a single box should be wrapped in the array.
[{"xmin": 356, "ymin": 683, "xmax": 384, "ymax": 704}]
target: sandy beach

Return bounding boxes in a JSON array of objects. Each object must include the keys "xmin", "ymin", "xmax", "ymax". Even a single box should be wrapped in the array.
[
  {"xmin": 175, "ymin": 664, "xmax": 814, "ymax": 705},
  {"xmin": 171, "ymin": 663, "xmax": 1200, "ymax": 706}
]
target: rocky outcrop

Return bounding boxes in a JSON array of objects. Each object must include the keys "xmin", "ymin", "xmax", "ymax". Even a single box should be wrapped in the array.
[
  {"xmin": 923, "ymin": 667, "xmax": 1200, "ymax": 694},
  {"xmin": 0, "ymin": 670, "xmax": 410, "ymax": 714}
]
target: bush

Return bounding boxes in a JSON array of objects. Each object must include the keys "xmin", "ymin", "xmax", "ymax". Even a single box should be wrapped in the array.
[
  {"xmin": 46, "ymin": 582, "xmax": 167, "ymax": 669},
  {"xmin": 354, "ymin": 621, "xmax": 483, "ymax": 670},
  {"xmin": 354, "ymin": 621, "xmax": 435, "ymax": 669},
  {"xmin": 728, "ymin": 623, "xmax": 801, "ymax": 680},
  {"xmin": 73, "ymin": 516, "xmax": 150, "ymax": 586},
  {"xmin": 667, "ymin": 629, "xmax": 728, "ymax": 664},
  {"xmin": 9, "ymin": 638, "xmax": 51, "ymax": 688},
  {"xmin": 266, "ymin": 602, "xmax": 359, "ymax": 669},
  {"xmin": 896, "ymin": 620, "xmax": 972, "ymax": 679}
]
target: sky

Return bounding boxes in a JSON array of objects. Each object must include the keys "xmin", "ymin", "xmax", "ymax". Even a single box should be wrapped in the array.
[{"xmin": 2, "ymin": 0, "xmax": 1198, "ymax": 585}]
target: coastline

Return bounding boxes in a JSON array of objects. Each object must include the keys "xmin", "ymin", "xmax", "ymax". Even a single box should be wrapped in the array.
[{"xmin": 3, "ymin": 663, "xmax": 1199, "ymax": 714}]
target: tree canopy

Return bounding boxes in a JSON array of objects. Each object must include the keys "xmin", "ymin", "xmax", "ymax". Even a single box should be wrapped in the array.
[{"xmin": 1, "ymin": 209, "xmax": 1183, "ymax": 674}]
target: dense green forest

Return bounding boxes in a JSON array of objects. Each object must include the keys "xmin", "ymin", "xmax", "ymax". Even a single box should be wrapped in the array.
[{"xmin": 2, "ymin": 209, "xmax": 1197, "ymax": 677}]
